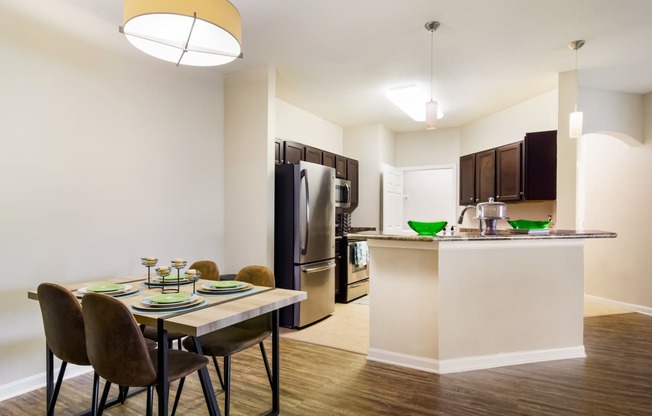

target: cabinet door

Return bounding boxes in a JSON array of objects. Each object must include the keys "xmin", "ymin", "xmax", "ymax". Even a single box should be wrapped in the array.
[
  {"xmin": 496, "ymin": 142, "xmax": 522, "ymax": 201},
  {"xmin": 523, "ymin": 130, "xmax": 557, "ymax": 200},
  {"xmin": 304, "ymin": 146, "xmax": 322, "ymax": 164},
  {"xmin": 335, "ymin": 156, "xmax": 347, "ymax": 179},
  {"xmin": 283, "ymin": 141, "xmax": 303, "ymax": 164},
  {"xmin": 475, "ymin": 149, "xmax": 496, "ymax": 203},
  {"xmin": 459, "ymin": 154, "xmax": 476, "ymax": 205},
  {"xmin": 346, "ymin": 159, "xmax": 359, "ymax": 206},
  {"xmin": 322, "ymin": 151, "xmax": 336, "ymax": 168}
]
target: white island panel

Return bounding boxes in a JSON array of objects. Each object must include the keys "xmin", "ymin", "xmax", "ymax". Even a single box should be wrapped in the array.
[{"xmin": 367, "ymin": 237, "xmax": 587, "ymax": 374}]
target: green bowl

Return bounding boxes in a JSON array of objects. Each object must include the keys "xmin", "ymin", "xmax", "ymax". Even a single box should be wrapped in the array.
[
  {"xmin": 507, "ymin": 219, "xmax": 551, "ymax": 230},
  {"xmin": 407, "ymin": 220, "xmax": 447, "ymax": 236}
]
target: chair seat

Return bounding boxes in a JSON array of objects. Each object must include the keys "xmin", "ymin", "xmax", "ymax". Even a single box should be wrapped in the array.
[
  {"xmin": 183, "ymin": 325, "xmax": 272, "ymax": 357},
  {"xmin": 150, "ymin": 349, "xmax": 209, "ymax": 383},
  {"xmin": 142, "ymin": 326, "xmax": 186, "ymax": 343}
]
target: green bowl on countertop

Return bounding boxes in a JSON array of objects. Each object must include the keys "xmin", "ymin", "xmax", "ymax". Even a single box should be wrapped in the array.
[
  {"xmin": 507, "ymin": 219, "xmax": 551, "ymax": 230},
  {"xmin": 407, "ymin": 220, "xmax": 448, "ymax": 236}
]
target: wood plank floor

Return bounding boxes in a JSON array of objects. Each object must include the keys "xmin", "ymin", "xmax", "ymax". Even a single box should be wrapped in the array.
[{"xmin": 2, "ymin": 313, "xmax": 652, "ymax": 415}]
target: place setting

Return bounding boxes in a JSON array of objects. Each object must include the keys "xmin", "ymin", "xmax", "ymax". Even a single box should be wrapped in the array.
[
  {"xmin": 74, "ymin": 283, "xmax": 139, "ymax": 298},
  {"xmin": 196, "ymin": 280, "xmax": 254, "ymax": 295},
  {"xmin": 131, "ymin": 291, "xmax": 206, "ymax": 312}
]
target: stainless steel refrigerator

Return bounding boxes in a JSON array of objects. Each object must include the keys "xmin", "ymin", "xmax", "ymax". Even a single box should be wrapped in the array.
[{"xmin": 275, "ymin": 161, "xmax": 336, "ymax": 328}]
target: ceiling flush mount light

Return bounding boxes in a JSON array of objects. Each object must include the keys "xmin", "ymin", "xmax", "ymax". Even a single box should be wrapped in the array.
[
  {"xmin": 425, "ymin": 21, "xmax": 441, "ymax": 130},
  {"xmin": 569, "ymin": 40, "xmax": 585, "ymax": 138},
  {"xmin": 120, "ymin": 0, "xmax": 242, "ymax": 67}
]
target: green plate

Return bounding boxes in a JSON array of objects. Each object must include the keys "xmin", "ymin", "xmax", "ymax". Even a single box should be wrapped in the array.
[
  {"xmin": 507, "ymin": 219, "xmax": 551, "ymax": 230},
  {"xmin": 208, "ymin": 281, "xmax": 242, "ymax": 289},
  {"xmin": 148, "ymin": 293, "xmax": 193, "ymax": 304},
  {"xmin": 86, "ymin": 284, "xmax": 124, "ymax": 293}
]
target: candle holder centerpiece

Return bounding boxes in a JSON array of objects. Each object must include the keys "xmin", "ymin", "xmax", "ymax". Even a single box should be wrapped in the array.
[
  {"xmin": 168, "ymin": 258, "xmax": 187, "ymax": 293},
  {"xmin": 141, "ymin": 257, "xmax": 158, "ymax": 288},
  {"xmin": 156, "ymin": 266, "xmax": 177, "ymax": 294},
  {"xmin": 185, "ymin": 268, "xmax": 201, "ymax": 293}
]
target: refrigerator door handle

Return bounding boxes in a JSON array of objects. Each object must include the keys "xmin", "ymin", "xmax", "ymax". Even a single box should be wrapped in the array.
[
  {"xmin": 345, "ymin": 181, "xmax": 352, "ymax": 205},
  {"xmin": 300, "ymin": 168, "xmax": 310, "ymax": 256},
  {"xmin": 302, "ymin": 262, "xmax": 336, "ymax": 274}
]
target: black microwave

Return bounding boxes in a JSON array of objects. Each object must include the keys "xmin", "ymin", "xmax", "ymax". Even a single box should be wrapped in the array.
[{"xmin": 334, "ymin": 179, "xmax": 351, "ymax": 208}]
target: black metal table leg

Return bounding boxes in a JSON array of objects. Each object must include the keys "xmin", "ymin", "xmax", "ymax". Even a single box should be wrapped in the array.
[
  {"xmin": 191, "ymin": 337, "xmax": 221, "ymax": 416},
  {"xmin": 271, "ymin": 310, "xmax": 280, "ymax": 415},
  {"xmin": 46, "ymin": 345, "xmax": 53, "ymax": 414},
  {"xmin": 157, "ymin": 319, "xmax": 169, "ymax": 416}
]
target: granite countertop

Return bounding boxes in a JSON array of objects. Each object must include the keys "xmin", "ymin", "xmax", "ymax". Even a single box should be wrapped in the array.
[{"xmin": 348, "ymin": 229, "xmax": 617, "ymax": 242}]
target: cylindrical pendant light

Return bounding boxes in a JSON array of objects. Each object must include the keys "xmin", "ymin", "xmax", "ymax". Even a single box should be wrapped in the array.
[
  {"xmin": 121, "ymin": 0, "xmax": 242, "ymax": 67},
  {"xmin": 569, "ymin": 40, "xmax": 585, "ymax": 138}
]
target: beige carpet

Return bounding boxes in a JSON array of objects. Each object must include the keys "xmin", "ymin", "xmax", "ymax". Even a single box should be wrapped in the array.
[
  {"xmin": 280, "ymin": 296, "xmax": 635, "ymax": 355},
  {"xmin": 280, "ymin": 302, "xmax": 369, "ymax": 355}
]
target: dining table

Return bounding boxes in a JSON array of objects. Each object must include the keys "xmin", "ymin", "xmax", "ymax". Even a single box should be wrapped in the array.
[{"xmin": 28, "ymin": 274, "xmax": 307, "ymax": 416}]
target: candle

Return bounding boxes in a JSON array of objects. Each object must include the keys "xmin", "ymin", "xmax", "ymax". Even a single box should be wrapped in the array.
[
  {"xmin": 186, "ymin": 269, "xmax": 197, "ymax": 276},
  {"xmin": 172, "ymin": 258, "xmax": 185, "ymax": 263},
  {"xmin": 158, "ymin": 266, "xmax": 170, "ymax": 272},
  {"xmin": 146, "ymin": 257, "xmax": 156, "ymax": 261}
]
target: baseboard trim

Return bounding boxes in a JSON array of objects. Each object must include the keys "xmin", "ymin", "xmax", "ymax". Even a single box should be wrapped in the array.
[
  {"xmin": 367, "ymin": 346, "xmax": 586, "ymax": 374},
  {"xmin": 0, "ymin": 364, "xmax": 91, "ymax": 402},
  {"xmin": 584, "ymin": 294, "xmax": 652, "ymax": 316}
]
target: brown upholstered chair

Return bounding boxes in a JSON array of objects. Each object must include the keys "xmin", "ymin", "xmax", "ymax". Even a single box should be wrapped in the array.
[
  {"xmin": 142, "ymin": 260, "xmax": 219, "ymax": 346},
  {"xmin": 182, "ymin": 265, "xmax": 274, "ymax": 416},
  {"xmin": 82, "ymin": 292, "xmax": 211, "ymax": 416},
  {"xmin": 37, "ymin": 283, "xmax": 99, "ymax": 415}
]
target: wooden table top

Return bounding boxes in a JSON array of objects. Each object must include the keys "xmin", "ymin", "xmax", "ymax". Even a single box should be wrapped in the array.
[{"xmin": 28, "ymin": 275, "xmax": 307, "ymax": 337}]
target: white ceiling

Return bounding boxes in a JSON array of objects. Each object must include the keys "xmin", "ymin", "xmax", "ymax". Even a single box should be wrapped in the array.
[{"xmin": 18, "ymin": 0, "xmax": 652, "ymax": 132}]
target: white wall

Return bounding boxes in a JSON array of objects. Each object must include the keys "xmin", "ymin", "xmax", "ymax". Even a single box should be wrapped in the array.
[
  {"xmin": 224, "ymin": 67, "xmax": 276, "ymax": 273},
  {"xmin": 396, "ymin": 128, "xmax": 461, "ymax": 167},
  {"xmin": 582, "ymin": 94, "xmax": 651, "ymax": 308},
  {"xmin": 462, "ymin": 90, "xmax": 558, "ymax": 154},
  {"xmin": 0, "ymin": 1, "xmax": 225, "ymax": 390},
  {"xmin": 276, "ymin": 99, "xmax": 343, "ymax": 154},
  {"xmin": 343, "ymin": 124, "xmax": 396, "ymax": 230}
]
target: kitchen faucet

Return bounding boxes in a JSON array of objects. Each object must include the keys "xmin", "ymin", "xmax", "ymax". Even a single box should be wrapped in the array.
[{"xmin": 457, "ymin": 205, "xmax": 483, "ymax": 232}]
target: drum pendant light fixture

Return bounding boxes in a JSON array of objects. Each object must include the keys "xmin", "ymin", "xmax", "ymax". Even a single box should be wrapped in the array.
[
  {"xmin": 120, "ymin": 0, "xmax": 242, "ymax": 67},
  {"xmin": 425, "ymin": 21, "xmax": 440, "ymax": 130},
  {"xmin": 569, "ymin": 40, "xmax": 585, "ymax": 138}
]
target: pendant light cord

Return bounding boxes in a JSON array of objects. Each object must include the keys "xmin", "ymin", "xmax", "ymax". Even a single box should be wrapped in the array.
[{"xmin": 430, "ymin": 28, "xmax": 434, "ymax": 102}]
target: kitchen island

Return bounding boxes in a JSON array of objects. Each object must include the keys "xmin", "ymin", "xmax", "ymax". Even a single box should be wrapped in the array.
[{"xmin": 349, "ymin": 229, "xmax": 616, "ymax": 374}]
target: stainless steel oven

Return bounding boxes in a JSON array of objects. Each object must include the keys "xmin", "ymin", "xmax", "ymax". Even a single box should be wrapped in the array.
[
  {"xmin": 342, "ymin": 239, "xmax": 369, "ymax": 302},
  {"xmin": 335, "ymin": 178, "xmax": 351, "ymax": 209}
]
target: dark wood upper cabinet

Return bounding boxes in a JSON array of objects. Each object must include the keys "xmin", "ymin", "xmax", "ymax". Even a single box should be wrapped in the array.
[
  {"xmin": 322, "ymin": 151, "xmax": 336, "ymax": 168},
  {"xmin": 335, "ymin": 156, "xmax": 347, "ymax": 179},
  {"xmin": 523, "ymin": 130, "xmax": 557, "ymax": 200},
  {"xmin": 346, "ymin": 159, "xmax": 359, "ymax": 206},
  {"xmin": 304, "ymin": 145, "xmax": 322, "ymax": 164},
  {"xmin": 475, "ymin": 149, "xmax": 496, "ymax": 203},
  {"xmin": 283, "ymin": 141, "xmax": 303, "ymax": 164},
  {"xmin": 459, "ymin": 154, "xmax": 476, "ymax": 205},
  {"xmin": 496, "ymin": 142, "xmax": 522, "ymax": 202},
  {"xmin": 275, "ymin": 139, "xmax": 282, "ymax": 164},
  {"xmin": 459, "ymin": 130, "xmax": 557, "ymax": 205}
]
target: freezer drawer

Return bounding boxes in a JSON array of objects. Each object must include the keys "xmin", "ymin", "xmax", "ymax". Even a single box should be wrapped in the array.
[{"xmin": 295, "ymin": 260, "xmax": 335, "ymax": 327}]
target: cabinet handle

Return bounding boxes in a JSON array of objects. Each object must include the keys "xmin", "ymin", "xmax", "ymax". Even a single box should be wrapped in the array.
[{"xmin": 497, "ymin": 195, "xmax": 500, "ymax": 198}]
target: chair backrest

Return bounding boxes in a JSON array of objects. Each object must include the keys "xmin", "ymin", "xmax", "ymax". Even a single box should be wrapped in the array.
[
  {"xmin": 37, "ymin": 283, "xmax": 90, "ymax": 366},
  {"xmin": 235, "ymin": 265, "xmax": 275, "ymax": 287},
  {"xmin": 234, "ymin": 266, "xmax": 275, "ymax": 331},
  {"xmin": 189, "ymin": 260, "xmax": 219, "ymax": 281},
  {"xmin": 82, "ymin": 293, "xmax": 157, "ymax": 387}
]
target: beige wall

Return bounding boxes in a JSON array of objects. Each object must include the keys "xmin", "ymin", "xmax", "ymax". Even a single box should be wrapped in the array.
[
  {"xmin": 276, "ymin": 99, "xmax": 343, "ymax": 154},
  {"xmin": 1, "ymin": 1, "xmax": 226, "ymax": 391},
  {"xmin": 224, "ymin": 67, "xmax": 276, "ymax": 273},
  {"xmin": 583, "ymin": 93, "xmax": 652, "ymax": 308}
]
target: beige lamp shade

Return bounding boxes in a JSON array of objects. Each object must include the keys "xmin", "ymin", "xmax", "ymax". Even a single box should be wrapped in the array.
[
  {"xmin": 121, "ymin": 0, "xmax": 242, "ymax": 67},
  {"xmin": 425, "ymin": 100, "xmax": 438, "ymax": 130},
  {"xmin": 569, "ymin": 110, "xmax": 583, "ymax": 138}
]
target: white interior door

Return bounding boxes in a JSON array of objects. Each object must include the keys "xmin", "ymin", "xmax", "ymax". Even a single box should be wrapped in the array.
[
  {"xmin": 402, "ymin": 168, "xmax": 456, "ymax": 227},
  {"xmin": 381, "ymin": 165, "xmax": 404, "ymax": 232}
]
